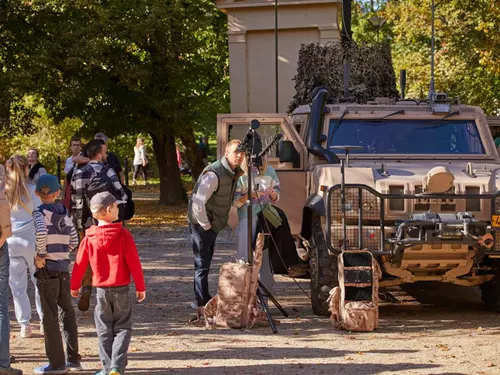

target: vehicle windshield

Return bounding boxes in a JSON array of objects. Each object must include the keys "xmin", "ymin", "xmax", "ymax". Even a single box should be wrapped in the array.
[{"xmin": 328, "ymin": 119, "xmax": 485, "ymax": 155}]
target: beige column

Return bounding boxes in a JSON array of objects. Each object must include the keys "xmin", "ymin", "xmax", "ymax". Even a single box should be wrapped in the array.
[
  {"xmin": 319, "ymin": 25, "xmax": 340, "ymax": 44},
  {"xmin": 228, "ymin": 31, "xmax": 248, "ymax": 113}
]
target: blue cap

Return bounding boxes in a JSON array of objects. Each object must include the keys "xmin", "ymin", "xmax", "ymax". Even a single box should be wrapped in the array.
[{"xmin": 36, "ymin": 174, "xmax": 61, "ymax": 195}]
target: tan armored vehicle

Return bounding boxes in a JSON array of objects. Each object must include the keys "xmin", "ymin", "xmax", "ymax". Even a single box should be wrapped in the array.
[{"xmin": 217, "ymin": 87, "xmax": 500, "ymax": 316}]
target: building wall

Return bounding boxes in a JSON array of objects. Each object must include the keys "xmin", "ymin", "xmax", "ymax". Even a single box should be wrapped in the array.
[{"xmin": 217, "ymin": 0, "xmax": 340, "ymax": 113}]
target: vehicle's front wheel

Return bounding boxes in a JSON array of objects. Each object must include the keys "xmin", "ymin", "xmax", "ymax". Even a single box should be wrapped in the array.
[
  {"xmin": 309, "ymin": 219, "xmax": 339, "ymax": 316},
  {"xmin": 480, "ymin": 274, "xmax": 500, "ymax": 312}
]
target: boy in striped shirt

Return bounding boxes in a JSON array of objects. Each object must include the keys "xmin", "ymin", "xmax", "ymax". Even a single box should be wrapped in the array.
[{"xmin": 32, "ymin": 174, "xmax": 81, "ymax": 375}]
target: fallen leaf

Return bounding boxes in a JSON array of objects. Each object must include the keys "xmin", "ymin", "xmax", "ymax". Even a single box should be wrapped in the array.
[{"xmin": 436, "ymin": 344, "xmax": 449, "ymax": 352}]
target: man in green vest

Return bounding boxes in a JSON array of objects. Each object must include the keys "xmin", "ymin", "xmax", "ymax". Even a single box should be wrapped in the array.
[{"xmin": 188, "ymin": 139, "xmax": 244, "ymax": 317}]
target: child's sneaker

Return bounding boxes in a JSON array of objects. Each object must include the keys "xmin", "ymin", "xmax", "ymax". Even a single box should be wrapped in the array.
[
  {"xmin": 109, "ymin": 369, "xmax": 123, "ymax": 375},
  {"xmin": 20, "ymin": 324, "xmax": 32, "ymax": 338},
  {"xmin": 34, "ymin": 364, "xmax": 67, "ymax": 374},
  {"xmin": 65, "ymin": 362, "xmax": 82, "ymax": 372}
]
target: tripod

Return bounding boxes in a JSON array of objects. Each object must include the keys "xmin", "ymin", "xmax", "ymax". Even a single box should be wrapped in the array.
[{"xmin": 242, "ymin": 121, "xmax": 288, "ymax": 333}]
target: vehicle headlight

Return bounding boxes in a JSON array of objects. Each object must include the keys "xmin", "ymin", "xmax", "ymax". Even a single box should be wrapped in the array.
[{"xmin": 363, "ymin": 202, "xmax": 373, "ymax": 212}]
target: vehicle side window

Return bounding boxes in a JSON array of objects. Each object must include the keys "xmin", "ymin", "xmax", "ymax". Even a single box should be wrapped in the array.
[{"xmin": 228, "ymin": 124, "xmax": 282, "ymax": 158}]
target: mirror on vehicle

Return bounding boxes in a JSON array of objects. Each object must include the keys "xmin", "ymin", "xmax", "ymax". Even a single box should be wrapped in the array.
[{"xmin": 279, "ymin": 140, "xmax": 300, "ymax": 167}]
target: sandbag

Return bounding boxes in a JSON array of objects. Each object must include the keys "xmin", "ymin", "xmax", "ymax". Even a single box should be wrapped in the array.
[
  {"xmin": 205, "ymin": 233, "xmax": 264, "ymax": 329},
  {"xmin": 328, "ymin": 250, "xmax": 380, "ymax": 332}
]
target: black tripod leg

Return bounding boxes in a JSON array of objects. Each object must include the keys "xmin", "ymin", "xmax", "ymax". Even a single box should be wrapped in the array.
[
  {"xmin": 257, "ymin": 289, "xmax": 278, "ymax": 334},
  {"xmin": 258, "ymin": 281, "xmax": 288, "ymax": 318}
]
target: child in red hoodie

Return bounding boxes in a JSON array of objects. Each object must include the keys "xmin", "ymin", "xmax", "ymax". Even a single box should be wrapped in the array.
[{"xmin": 70, "ymin": 192, "xmax": 145, "ymax": 375}]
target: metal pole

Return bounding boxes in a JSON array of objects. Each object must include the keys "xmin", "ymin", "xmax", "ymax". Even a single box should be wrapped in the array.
[
  {"xmin": 57, "ymin": 156, "xmax": 61, "ymax": 182},
  {"xmin": 341, "ymin": 158, "xmax": 347, "ymax": 250},
  {"xmin": 275, "ymin": 0, "xmax": 279, "ymax": 113},
  {"xmin": 428, "ymin": 0, "xmax": 435, "ymax": 98},
  {"xmin": 247, "ymin": 132, "xmax": 254, "ymax": 266}
]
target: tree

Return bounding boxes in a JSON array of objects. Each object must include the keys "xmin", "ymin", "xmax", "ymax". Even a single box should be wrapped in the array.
[
  {"xmin": 1, "ymin": 0, "xmax": 229, "ymax": 204},
  {"xmin": 352, "ymin": 0, "xmax": 499, "ymax": 115}
]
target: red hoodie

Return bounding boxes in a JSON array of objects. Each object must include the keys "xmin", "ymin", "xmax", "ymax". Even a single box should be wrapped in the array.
[{"xmin": 70, "ymin": 223, "xmax": 146, "ymax": 292}]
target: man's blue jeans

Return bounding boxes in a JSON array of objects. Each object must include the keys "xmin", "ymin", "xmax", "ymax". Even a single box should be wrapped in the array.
[
  {"xmin": 190, "ymin": 223, "xmax": 218, "ymax": 306},
  {"xmin": 0, "ymin": 242, "xmax": 11, "ymax": 369}
]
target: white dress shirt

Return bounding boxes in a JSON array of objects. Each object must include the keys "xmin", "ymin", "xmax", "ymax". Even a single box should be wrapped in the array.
[{"xmin": 190, "ymin": 172, "xmax": 219, "ymax": 230}]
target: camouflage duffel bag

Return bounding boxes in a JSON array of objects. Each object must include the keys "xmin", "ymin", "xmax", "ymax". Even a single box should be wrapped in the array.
[{"xmin": 204, "ymin": 233, "xmax": 264, "ymax": 329}]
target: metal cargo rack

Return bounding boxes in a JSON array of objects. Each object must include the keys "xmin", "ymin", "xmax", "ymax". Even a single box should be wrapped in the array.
[{"xmin": 326, "ymin": 184, "xmax": 500, "ymax": 261}]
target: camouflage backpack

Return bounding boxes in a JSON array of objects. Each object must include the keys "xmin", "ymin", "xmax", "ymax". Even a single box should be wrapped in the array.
[
  {"xmin": 328, "ymin": 250, "xmax": 380, "ymax": 332},
  {"xmin": 204, "ymin": 233, "xmax": 265, "ymax": 329}
]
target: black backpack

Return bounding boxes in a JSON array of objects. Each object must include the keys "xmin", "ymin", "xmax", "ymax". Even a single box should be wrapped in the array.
[{"xmin": 84, "ymin": 166, "xmax": 134, "ymax": 223}]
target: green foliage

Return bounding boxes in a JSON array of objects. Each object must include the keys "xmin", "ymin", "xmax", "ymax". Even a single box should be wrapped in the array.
[
  {"xmin": 1, "ymin": 0, "xmax": 229, "ymax": 203},
  {"xmin": 0, "ymin": 97, "xmax": 83, "ymax": 174},
  {"xmin": 352, "ymin": 0, "xmax": 499, "ymax": 115},
  {"xmin": 14, "ymin": 0, "xmax": 229, "ymax": 136}
]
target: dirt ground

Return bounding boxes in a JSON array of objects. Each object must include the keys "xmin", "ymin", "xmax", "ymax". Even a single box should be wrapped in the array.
[{"xmin": 8, "ymin": 191, "xmax": 500, "ymax": 375}]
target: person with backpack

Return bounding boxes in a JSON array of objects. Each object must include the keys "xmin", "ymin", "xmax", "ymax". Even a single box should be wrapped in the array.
[
  {"xmin": 72, "ymin": 133, "xmax": 124, "ymax": 184},
  {"xmin": 70, "ymin": 139, "xmax": 128, "ymax": 312},
  {"xmin": 27, "ymin": 148, "xmax": 47, "ymax": 185},
  {"xmin": 5, "ymin": 155, "xmax": 43, "ymax": 338}
]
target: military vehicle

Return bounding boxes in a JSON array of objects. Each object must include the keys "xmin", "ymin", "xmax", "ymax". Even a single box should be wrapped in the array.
[{"xmin": 217, "ymin": 87, "xmax": 500, "ymax": 316}]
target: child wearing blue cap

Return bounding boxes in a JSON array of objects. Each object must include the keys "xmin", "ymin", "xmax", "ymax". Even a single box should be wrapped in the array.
[{"xmin": 32, "ymin": 174, "xmax": 81, "ymax": 375}]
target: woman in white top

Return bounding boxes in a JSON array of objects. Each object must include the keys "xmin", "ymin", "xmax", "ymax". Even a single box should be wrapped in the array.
[
  {"xmin": 6, "ymin": 155, "xmax": 43, "ymax": 338},
  {"xmin": 133, "ymin": 138, "xmax": 148, "ymax": 185}
]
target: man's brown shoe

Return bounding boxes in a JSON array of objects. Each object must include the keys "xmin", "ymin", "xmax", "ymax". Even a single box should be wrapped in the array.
[{"xmin": 77, "ymin": 287, "xmax": 92, "ymax": 311}]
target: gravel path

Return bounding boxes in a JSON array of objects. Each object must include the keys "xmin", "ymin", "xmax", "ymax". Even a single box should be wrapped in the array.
[{"xmin": 8, "ymin": 225, "xmax": 500, "ymax": 375}]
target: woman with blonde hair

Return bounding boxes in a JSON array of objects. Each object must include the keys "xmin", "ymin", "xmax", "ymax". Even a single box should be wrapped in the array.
[
  {"xmin": 133, "ymin": 137, "xmax": 148, "ymax": 185},
  {"xmin": 233, "ymin": 154, "xmax": 280, "ymax": 293},
  {"xmin": 5, "ymin": 155, "xmax": 43, "ymax": 338}
]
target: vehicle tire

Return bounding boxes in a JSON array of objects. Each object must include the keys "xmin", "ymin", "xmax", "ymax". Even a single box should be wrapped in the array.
[
  {"xmin": 309, "ymin": 219, "xmax": 339, "ymax": 316},
  {"xmin": 480, "ymin": 274, "xmax": 500, "ymax": 312}
]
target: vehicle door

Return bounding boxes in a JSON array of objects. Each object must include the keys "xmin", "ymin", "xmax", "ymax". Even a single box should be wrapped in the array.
[{"xmin": 217, "ymin": 113, "xmax": 307, "ymax": 235}]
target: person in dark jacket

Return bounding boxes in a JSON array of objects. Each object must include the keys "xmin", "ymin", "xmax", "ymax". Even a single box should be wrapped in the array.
[{"xmin": 27, "ymin": 148, "xmax": 47, "ymax": 185}]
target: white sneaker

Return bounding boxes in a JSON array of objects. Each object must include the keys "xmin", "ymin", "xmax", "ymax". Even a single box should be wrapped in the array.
[
  {"xmin": 20, "ymin": 324, "xmax": 33, "ymax": 338},
  {"xmin": 39, "ymin": 324, "xmax": 44, "ymax": 335},
  {"xmin": 190, "ymin": 300, "xmax": 198, "ymax": 310}
]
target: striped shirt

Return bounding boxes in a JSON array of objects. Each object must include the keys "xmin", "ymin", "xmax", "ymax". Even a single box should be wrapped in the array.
[
  {"xmin": 71, "ymin": 161, "xmax": 127, "ymax": 230},
  {"xmin": 33, "ymin": 202, "xmax": 79, "ymax": 272}
]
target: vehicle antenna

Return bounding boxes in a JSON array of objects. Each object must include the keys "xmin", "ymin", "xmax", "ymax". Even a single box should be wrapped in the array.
[{"xmin": 428, "ymin": 0, "xmax": 436, "ymax": 98}]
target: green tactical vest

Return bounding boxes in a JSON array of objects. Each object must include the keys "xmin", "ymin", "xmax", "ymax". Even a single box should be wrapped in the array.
[{"xmin": 187, "ymin": 157, "xmax": 242, "ymax": 233}]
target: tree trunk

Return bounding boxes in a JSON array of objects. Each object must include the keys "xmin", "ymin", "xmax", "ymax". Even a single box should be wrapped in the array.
[
  {"xmin": 150, "ymin": 131, "xmax": 186, "ymax": 204},
  {"xmin": 180, "ymin": 128, "xmax": 205, "ymax": 181}
]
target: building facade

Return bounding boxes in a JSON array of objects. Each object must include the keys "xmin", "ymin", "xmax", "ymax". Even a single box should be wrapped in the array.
[{"xmin": 216, "ymin": 0, "xmax": 340, "ymax": 113}]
